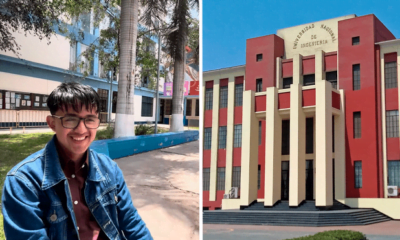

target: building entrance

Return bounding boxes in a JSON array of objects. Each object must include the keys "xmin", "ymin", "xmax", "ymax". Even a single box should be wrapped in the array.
[
  {"xmin": 281, "ymin": 161, "xmax": 289, "ymax": 200},
  {"xmin": 306, "ymin": 160, "xmax": 314, "ymax": 200}
]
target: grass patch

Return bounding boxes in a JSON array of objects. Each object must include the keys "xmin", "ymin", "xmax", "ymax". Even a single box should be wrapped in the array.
[{"xmin": 0, "ymin": 213, "xmax": 4, "ymax": 240}]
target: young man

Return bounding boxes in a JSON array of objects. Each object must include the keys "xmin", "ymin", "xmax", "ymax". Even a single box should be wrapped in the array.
[{"xmin": 2, "ymin": 82, "xmax": 152, "ymax": 240}]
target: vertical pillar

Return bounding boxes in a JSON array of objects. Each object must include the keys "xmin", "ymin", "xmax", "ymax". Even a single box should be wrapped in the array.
[
  {"xmin": 334, "ymin": 90, "xmax": 346, "ymax": 200},
  {"xmin": 289, "ymin": 83, "xmax": 306, "ymax": 206},
  {"xmin": 240, "ymin": 90, "xmax": 259, "ymax": 206},
  {"xmin": 315, "ymin": 80, "xmax": 333, "ymax": 207},
  {"xmin": 264, "ymin": 87, "xmax": 282, "ymax": 206},
  {"xmin": 380, "ymin": 52, "xmax": 388, "ymax": 198},
  {"xmin": 209, "ymin": 79, "xmax": 220, "ymax": 201},
  {"xmin": 224, "ymin": 77, "xmax": 236, "ymax": 192},
  {"xmin": 315, "ymin": 50, "xmax": 325, "ymax": 82},
  {"xmin": 293, "ymin": 54, "xmax": 303, "ymax": 85},
  {"xmin": 276, "ymin": 57, "xmax": 282, "ymax": 88}
]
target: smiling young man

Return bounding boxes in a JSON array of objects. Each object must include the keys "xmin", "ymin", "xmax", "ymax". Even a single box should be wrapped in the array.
[{"xmin": 2, "ymin": 82, "xmax": 152, "ymax": 240}]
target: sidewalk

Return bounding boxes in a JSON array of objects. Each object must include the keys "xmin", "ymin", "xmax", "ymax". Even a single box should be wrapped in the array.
[
  {"xmin": 116, "ymin": 140, "xmax": 199, "ymax": 240},
  {"xmin": 204, "ymin": 221, "xmax": 400, "ymax": 240}
]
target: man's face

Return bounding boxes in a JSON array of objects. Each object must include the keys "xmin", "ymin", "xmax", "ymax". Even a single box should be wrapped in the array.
[{"xmin": 46, "ymin": 105, "xmax": 98, "ymax": 161}]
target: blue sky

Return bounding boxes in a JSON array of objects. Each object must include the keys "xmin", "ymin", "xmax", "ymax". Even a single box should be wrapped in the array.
[{"xmin": 203, "ymin": 0, "xmax": 400, "ymax": 71}]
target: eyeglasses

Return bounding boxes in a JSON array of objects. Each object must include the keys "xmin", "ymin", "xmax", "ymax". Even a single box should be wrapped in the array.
[{"xmin": 52, "ymin": 115, "xmax": 100, "ymax": 129}]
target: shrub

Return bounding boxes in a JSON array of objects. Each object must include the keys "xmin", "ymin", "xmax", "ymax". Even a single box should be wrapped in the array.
[{"xmin": 286, "ymin": 230, "xmax": 367, "ymax": 240}]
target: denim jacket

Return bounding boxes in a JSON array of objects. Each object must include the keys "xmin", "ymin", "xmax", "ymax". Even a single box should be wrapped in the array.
[{"xmin": 2, "ymin": 135, "xmax": 153, "ymax": 240}]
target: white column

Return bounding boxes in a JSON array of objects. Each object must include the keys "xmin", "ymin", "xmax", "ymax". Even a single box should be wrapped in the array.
[
  {"xmin": 289, "ymin": 83, "xmax": 306, "ymax": 206},
  {"xmin": 224, "ymin": 77, "xmax": 236, "ymax": 192},
  {"xmin": 334, "ymin": 89, "xmax": 346, "ymax": 200},
  {"xmin": 209, "ymin": 79, "xmax": 220, "ymax": 201},
  {"xmin": 276, "ymin": 57, "xmax": 282, "ymax": 88},
  {"xmin": 264, "ymin": 87, "xmax": 282, "ymax": 206},
  {"xmin": 293, "ymin": 54, "xmax": 303, "ymax": 85},
  {"xmin": 315, "ymin": 50, "xmax": 325, "ymax": 82},
  {"xmin": 315, "ymin": 80, "xmax": 333, "ymax": 207},
  {"xmin": 240, "ymin": 90, "xmax": 259, "ymax": 206}
]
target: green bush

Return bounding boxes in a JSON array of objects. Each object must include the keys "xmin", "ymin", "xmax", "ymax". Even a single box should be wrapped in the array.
[
  {"xmin": 286, "ymin": 230, "xmax": 366, "ymax": 240},
  {"xmin": 135, "ymin": 124, "xmax": 168, "ymax": 136},
  {"xmin": 96, "ymin": 124, "xmax": 114, "ymax": 140}
]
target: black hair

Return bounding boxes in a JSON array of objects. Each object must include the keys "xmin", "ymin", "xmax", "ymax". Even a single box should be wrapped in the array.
[{"xmin": 47, "ymin": 82, "xmax": 100, "ymax": 115}]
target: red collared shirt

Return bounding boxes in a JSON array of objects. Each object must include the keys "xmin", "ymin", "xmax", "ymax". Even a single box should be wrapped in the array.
[{"xmin": 58, "ymin": 148, "xmax": 108, "ymax": 240}]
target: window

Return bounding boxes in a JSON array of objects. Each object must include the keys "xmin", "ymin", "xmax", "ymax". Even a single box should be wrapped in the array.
[
  {"xmin": 386, "ymin": 110, "xmax": 399, "ymax": 138},
  {"xmin": 186, "ymin": 99, "xmax": 192, "ymax": 116},
  {"xmin": 97, "ymin": 89, "xmax": 109, "ymax": 113},
  {"xmin": 385, "ymin": 62, "xmax": 397, "ymax": 89},
  {"xmin": 232, "ymin": 167, "xmax": 241, "ymax": 188},
  {"xmin": 234, "ymin": 84, "xmax": 243, "ymax": 106},
  {"xmin": 353, "ymin": 64, "xmax": 360, "ymax": 90},
  {"xmin": 79, "ymin": 44, "xmax": 92, "ymax": 74},
  {"xmin": 69, "ymin": 42, "xmax": 77, "ymax": 71},
  {"xmin": 256, "ymin": 54, "xmax": 263, "ymax": 62},
  {"xmin": 354, "ymin": 161, "xmax": 362, "ymax": 188},
  {"xmin": 195, "ymin": 99, "xmax": 199, "ymax": 116},
  {"xmin": 303, "ymin": 74, "xmax": 315, "ymax": 86},
  {"xmin": 353, "ymin": 112, "xmax": 361, "ymax": 138},
  {"xmin": 326, "ymin": 71, "xmax": 338, "ymax": 89},
  {"xmin": 112, "ymin": 91, "xmax": 118, "ymax": 113},
  {"xmin": 219, "ymin": 86, "xmax": 228, "ymax": 108},
  {"xmin": 205, "ymin": 88, "xmax": 213, "ymax": 110},
  {"xmin": 218, "ymin": 126, "xmax": 227, "ymax": 149},
  {"xmin": 234, "ymin": 124, "xmax": 242, "ymax": 148},
  {"xmin": 217, "ymin": 167, "xmax": 225, "ymax": 190},
  {"xmin": 141, "ymin": 96, "xmax": 153, "ymax": 117},
  {"xmin": 259, "ymin": 121, "xmax": 262, "ymax": 145},
  {"xmin": 352, "ymin": 36, "xmax": 360, "ymax": 45},
  {"xmin": 282, "ymin": 120, "xmax": 290, "ymax": 155},
  {"xmin": 165, "ymin": 99, "xmax": 172, "ymax": 115},
  {"xmin": 388, "ymin": 161, "xmax": 400, "ymax": 188},
  {"xmin": 256, "ymin": 78, "xmax": 263, "ymax": 92},
  {"xmin": 204, "ymin": 128, "xmax": 212, "ymax": 150},
  {"xmin": 257, "ymin": 165, "xmax": 261, "ymax": 190},
  {"xmin": 306, "ymin": 118, "xmax": 314, "ymax": 154},
  {"xmin": 203, "ymin": 168, "xmax": 210, "ymax": 191},
  {"xmin": 79, "ymin": 11, "xmax": 91, "ymax": 33},
  {"xmin": 283, "ymin": 77, "xmax": 293, "ymax": 89}
]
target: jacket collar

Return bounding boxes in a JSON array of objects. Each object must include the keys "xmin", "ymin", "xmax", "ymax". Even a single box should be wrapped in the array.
[{"xmin": 41, "ymin": 135, "xmax": 105, "ymax": 190}]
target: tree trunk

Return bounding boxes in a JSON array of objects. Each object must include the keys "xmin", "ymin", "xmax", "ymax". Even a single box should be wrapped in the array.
[
  {"xmin": 114, "ymin": 0, "xmax": 139, "ymax": 137},
  {"xmin": 170, "ymin": 0, "xmax": 187, "ymax": 132}
]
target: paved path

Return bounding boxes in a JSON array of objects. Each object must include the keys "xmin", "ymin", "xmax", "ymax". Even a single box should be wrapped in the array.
[
  {"xmin": 204, "ymin": 221, "xmax": 400, "ymax": 240},
  {"xmin": 116, "ymin": 141, "xmax": 199, "ymax": 240}
]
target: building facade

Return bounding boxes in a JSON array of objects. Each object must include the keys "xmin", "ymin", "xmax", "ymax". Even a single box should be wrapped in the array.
[
  {"xmin": 202, "ymin": 14, "xmax": 400, "ymax": 219},
  {"xmin": 0, "ymin": 8, "xmax": 165, "ymax": 127}
]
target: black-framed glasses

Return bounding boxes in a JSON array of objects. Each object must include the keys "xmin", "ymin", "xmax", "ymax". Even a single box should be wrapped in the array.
[{"xmin": 52, "ymin": 115, "xmax": 100, "ymax": 129}]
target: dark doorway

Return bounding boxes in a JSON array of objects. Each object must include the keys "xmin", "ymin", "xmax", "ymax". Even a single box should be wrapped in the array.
[
  {"xmin": 281, "ymin": 161, "xmax": 289, "ymax": 200},
  {"xmin": 306, "ymin": 160, "xmax": 314, "ymax": 200},
  {"xmin": 333, "ymin": 159, "xmax": 335, "ymax": 200},
  {"xmin": 159, "ymin": 100, "xmax": 164, "ymax": 123}
]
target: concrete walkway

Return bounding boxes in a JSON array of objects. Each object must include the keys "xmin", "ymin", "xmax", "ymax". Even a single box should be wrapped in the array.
[
  {"xmin": 116, "ymin": 141, "xmax": 199, "ymax": 240},
  {"xmin": 204, "ymin": 221, "xmax": 400, "ymax": 240}
]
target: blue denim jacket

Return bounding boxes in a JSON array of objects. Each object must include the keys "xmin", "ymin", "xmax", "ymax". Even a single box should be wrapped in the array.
[{"xmin": 2, "ymin": 135, "xmax": 153, "ymax": 240}]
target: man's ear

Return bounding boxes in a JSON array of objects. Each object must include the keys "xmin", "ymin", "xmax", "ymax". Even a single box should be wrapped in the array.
[{"xmin": 46, "ymin": 115, "xmax": 56, "ymax": 132}]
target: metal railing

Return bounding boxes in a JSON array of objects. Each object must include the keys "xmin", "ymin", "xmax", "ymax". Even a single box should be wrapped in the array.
[{"xmin": 0, "ymin": 110, "xmax": 49, "ymax": 129}]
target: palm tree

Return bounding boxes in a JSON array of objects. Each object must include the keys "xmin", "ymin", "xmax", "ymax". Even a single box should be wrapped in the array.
[
  {"xmin": 167, "ymin": 0, "xmax": 198, "ymax": 132},
  {"xmin": 114, "ymin": 0, "xmax": 139, "ymax": 137}
]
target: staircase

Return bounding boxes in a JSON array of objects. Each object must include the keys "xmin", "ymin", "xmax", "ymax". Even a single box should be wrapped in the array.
[{"xmin": 203, "ymin": 201, "xmax": 391, "ymax": 226}]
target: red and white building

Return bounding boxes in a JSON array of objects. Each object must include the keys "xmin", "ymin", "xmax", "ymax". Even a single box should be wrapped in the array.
[{"xmin": 202, "ymin": 14, "xmax": 400, "ymax": 219}]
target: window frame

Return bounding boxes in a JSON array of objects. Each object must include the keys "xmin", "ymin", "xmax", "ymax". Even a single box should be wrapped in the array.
[
  {"xmin": 353, "ymin": 112, "xmax": 361, "ymax": 139},
  {"xmin": 352, "ymin": 36, "xmax": 360, "ymax": 46},
  {"xmin": 234, "ymin": 83, "xmax": 243, "ymax": 107},
  {"xmin": 232, "ymin": 166, "xmax": 241, "ymax": 189},
  {"xmin": 218, "ymin": 126, "xmax": 227, "ymax": 149},
  {"xmin": 354, "ymin": 161, "xmax": 362, "ymax": 188},
  {"xmin": 217, "ymin": 167, "xmax": 225, "ymax": 191},
  {"xmin": 204, "ymin": 128, "xmax": 212, "ymax": 150},
  {"xmin": 141, "ymin": 96, "xmax": 153, "ymax": 117},
  {"xmin": 283, "ymin": 77, "xmax": 293, "ymax": 89},
  {"xmin": 233, "ymin": 124, "xmax": 242, "ymax": 148},
  {"xmin": 219, "ymin": 86, "xmax": 228, "ymax": 109},
  {"xmin": 203, "ymin": 168, "xmax": 210, "ymax": 191},
  {"xmin": 385, "ymin": 61, "xmax": 397, "ymax": 89},
  {"xmin": 353, "ymin": 64, "xmax": 361, "ymax": 90},
  {"xmin": 205, "ymin": 88, "xmax": 213, "ymax": 110},
  {"xmin": 386, "ymin": 110, "xmax": 399, "ymax": 138},
  {"xmin": 256, "ymin": 78, "xmax": 263, "ymax": 92}
]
